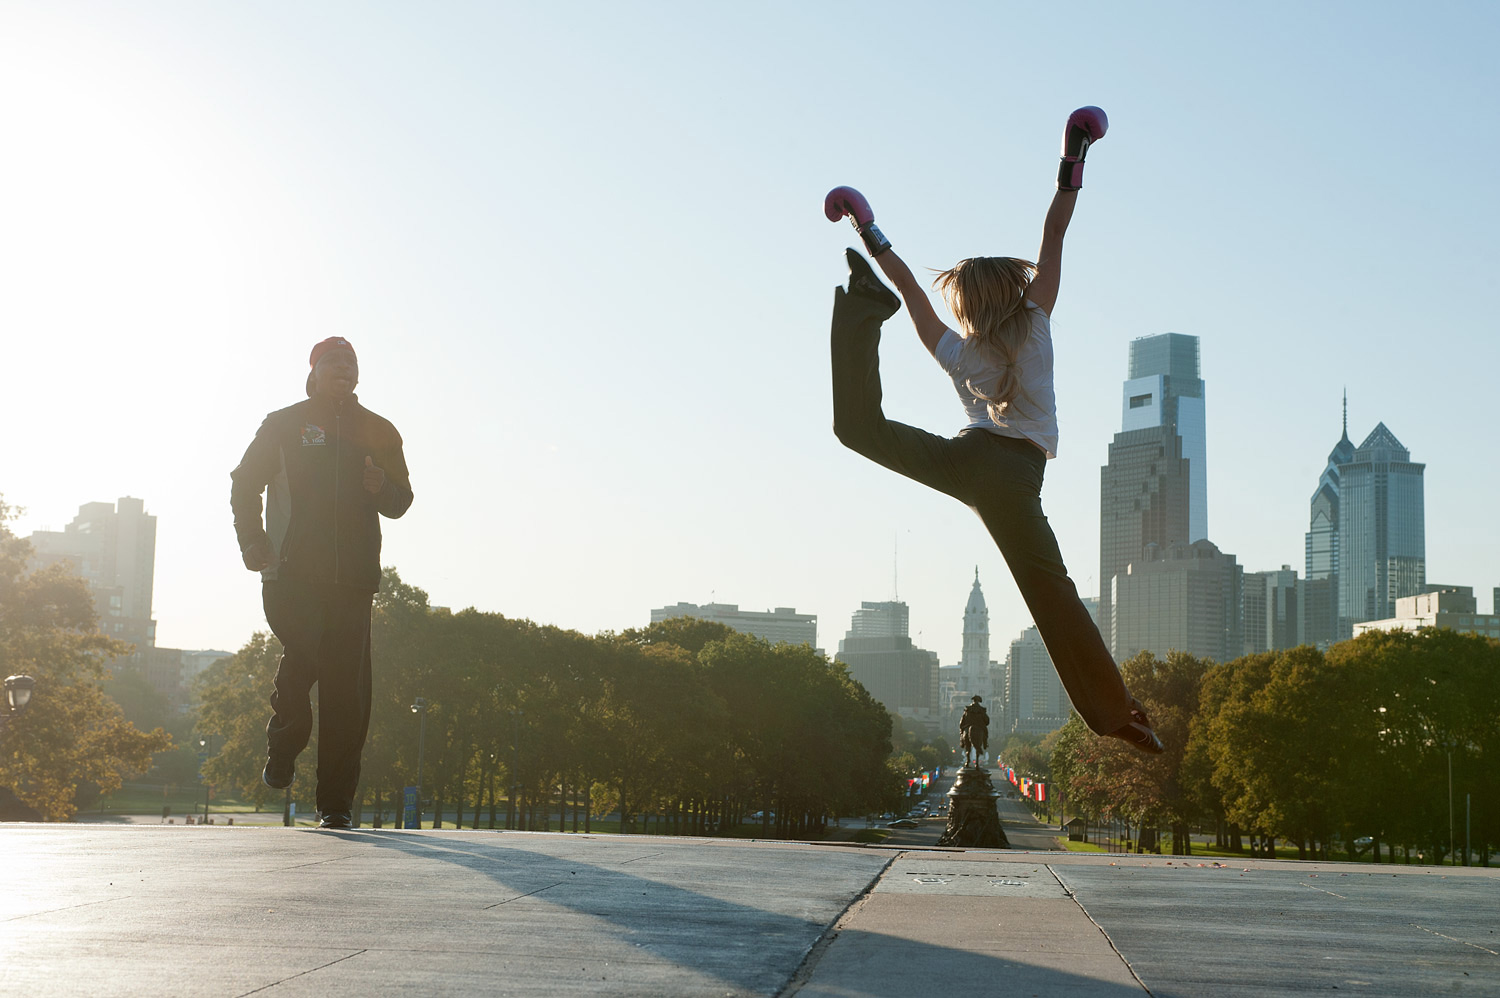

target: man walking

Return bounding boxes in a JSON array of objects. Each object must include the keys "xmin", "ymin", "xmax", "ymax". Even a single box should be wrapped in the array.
[{"xmin": 231, "ymin": 337, "xmax": 413, "ymax": 829}]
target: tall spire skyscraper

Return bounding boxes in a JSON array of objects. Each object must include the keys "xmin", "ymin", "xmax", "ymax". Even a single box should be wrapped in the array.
[
  {"xmin": 958, "ymin": 567, "xmax": 994, "ymax": 703},
  {"xmin": 1304, "ymin": 393, "xmax": 1356, "ymax": 648}
]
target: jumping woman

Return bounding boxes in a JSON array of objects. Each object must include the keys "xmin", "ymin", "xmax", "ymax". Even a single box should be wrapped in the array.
[{"xmin": 825, "ymin": 106, "xmax": 1163, "ymax": 754}]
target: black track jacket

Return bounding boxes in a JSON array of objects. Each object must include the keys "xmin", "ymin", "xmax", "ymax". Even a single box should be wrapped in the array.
[{"xmin": 231, "ymin": 394, "xmax": 413, "ymax": 592}]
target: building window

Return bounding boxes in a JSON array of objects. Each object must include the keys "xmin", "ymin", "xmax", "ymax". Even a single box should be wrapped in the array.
[{"xmin": 1130, "ymin": 394, "xmax": 1153, "ymax": 409}]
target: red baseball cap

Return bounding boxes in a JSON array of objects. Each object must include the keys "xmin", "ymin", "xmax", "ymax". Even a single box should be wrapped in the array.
[{"xmin": 309, "ymin": 336, "xmax": 357, "ymax": 368}]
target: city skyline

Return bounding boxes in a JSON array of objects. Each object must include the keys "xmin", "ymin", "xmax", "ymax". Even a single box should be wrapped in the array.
[{"xmin": 3, "ymin": 3, "xmax": 1497, "ymax": 669}]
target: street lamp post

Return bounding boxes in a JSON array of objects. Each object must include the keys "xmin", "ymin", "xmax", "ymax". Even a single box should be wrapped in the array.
[
  {"xmin": 198, "ymin": 735, "xmax": 214, "ymax": 822},
  {"xmin": 1, "ymin": 675, "xmax": 37, "ymax": 730},
  {"xmin": 410, "ymin": 697, "xmax": 428, "ymax": 828},
  {"xmin": 508, "ymin": 708, "xmax": 523, "ymax": 830},
  {"xmin": 1446, "ymin": 742, "xmax": 1454, "ymax": 866}
]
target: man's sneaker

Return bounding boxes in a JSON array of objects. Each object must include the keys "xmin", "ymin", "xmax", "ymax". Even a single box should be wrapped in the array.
[
  {"xmin": 262, "ymin": 756, "xmax": 295, "ymax": 790},
  {"xmin": 317, "ymin": 811, "xmax": 352, "ymax": 830}
]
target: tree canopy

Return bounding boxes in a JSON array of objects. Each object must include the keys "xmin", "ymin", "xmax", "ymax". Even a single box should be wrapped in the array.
[
  {"xmin": 195, "ymin": 569, "xmax": 903, "ymax": 837},
  {"xmin": 1050, "ymin": 633, "xmax": 1499, "ymax": 863},
  {"xmin": 0, "ymin": 497, "xmax": 172, "ymax": 820}
]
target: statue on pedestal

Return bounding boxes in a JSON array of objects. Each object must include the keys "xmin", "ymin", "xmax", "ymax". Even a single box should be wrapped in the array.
[
  {"xmin": 959, "ymin": 695, "xmax": 989, "ymax": 767},
  {"xmin": 937, "ymin": 695, "xmax": 1009, "ymax": 848}
]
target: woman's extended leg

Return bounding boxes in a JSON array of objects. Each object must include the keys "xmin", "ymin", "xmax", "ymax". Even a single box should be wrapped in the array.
[
  {"xmin": 830, "ymin": 250, "xmax": 966, "ymax": 496},
  {"xmin": 960, "ymin": 433, "xmax": 1141, "ymax": 739}
]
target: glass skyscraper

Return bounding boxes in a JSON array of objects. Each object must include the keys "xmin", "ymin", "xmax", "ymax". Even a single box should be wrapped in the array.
[
  {"xmin": 1337, "ymin": 423, "xmax": 1425, "ymax": 638},
  {"xmin": 1304, "ymin": 398, "xmax": 1357, "ymax": 649},
  {"xmin": 1099, "ymin": 332, "xmax": 1204, "ymax": 652},
  {"xmin": 1120, "ymin": 333, "xmax": 1207, "ymax": 542}
]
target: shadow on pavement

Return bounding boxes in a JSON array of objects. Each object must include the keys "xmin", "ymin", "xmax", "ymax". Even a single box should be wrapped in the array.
[{"xmin": 324, "ymin": 830, "xmax": 1131, "ymax": 997}]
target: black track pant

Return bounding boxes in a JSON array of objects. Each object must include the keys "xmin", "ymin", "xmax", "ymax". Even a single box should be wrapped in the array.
[
  {"xmin": 262, "ymin": 581, "xmax": 374, "ymax": 813},
  {"xmin": 830, "ymin": 285, "xmax": 1133, "ymax": 736}
]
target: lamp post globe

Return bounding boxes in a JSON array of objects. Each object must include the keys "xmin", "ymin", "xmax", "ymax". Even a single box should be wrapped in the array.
[
  {"xmin": 5, "ymin": 675, "xmax": 36, "ymax": 714},
  {"xmin": 2, "ymin": 675, "xmax": 37, "ymax": 731}
]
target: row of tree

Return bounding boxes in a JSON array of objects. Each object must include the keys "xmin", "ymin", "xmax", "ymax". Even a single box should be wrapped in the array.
[
  {"xmin": 195, "ymin": 569, "xmax": 911, "ymax": 836},
  {"xmin": 2, "ymin": 486, "xmax": 934, "ymax": 828},
  {"xmin": 1046, "ymin": 630, "xmax": 1499, "ymax": 863}
]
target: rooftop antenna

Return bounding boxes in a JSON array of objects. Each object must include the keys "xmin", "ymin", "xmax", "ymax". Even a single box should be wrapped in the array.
[
  {"xmin": 893, "ymin": 531, "xmax": 899, "ymax": 601},
  {"xmin": 1342, "ymin": 387, "xmax": 1348, "ymax": 439}
]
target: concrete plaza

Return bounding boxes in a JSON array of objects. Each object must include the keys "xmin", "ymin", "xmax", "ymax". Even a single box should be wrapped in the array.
[{"xmin": 2, "ymin": 823, "xmax": 1496, "ymax": 997}]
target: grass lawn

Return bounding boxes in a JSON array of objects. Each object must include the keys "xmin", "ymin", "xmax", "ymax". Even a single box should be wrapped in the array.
[
  {"xmin": 88, "ymin": 783, "xmax": 267, "ymax": 819},
  {"xmin": 1060, "ymin": 836, "xmax": 1362, "ymax": 862}
]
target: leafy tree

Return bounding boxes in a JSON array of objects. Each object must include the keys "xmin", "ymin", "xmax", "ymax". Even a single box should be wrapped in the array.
[
  {"xmin": 196, "ymin": 631, "xmax": 290, "ymax": 808},
  {"xmin": 190, "ymin": 568, "xmax": 917, "ymax": 839},
  {"xmin": 0, "ymin": 497, "xmax": 171, "ymax": 820},
  {"xmin": 1048, "ymin": 651, "xmax": 1207, "ymax": 854}
]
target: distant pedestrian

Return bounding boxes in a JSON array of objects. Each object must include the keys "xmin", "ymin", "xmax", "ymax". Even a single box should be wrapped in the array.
[
  {"xmin": 231, "ymin": 336, "xmax": 413, "ymax": 829},
  {"xmin": 824, "ymin": 107, "xmax": 1162, "ymax": 754}
]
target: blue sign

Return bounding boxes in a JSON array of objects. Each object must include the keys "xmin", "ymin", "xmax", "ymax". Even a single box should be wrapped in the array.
[{"xmin": 403, "ymin": 786, "xmax": 419, "ymax": 829}]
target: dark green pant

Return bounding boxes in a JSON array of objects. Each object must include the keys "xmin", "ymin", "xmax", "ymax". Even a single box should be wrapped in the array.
[
  {"xmin": 263, "ymin": 581, "xmax": 373, "ymax": 813},
  {"xmin": 830, "ymin": 285, "xmax": 1133, "ymax": 736}
]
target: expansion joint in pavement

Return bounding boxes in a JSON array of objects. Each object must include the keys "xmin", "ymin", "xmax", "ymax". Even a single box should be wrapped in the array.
[
  {"xmin": 777, "ymin": 850, "xmax": 900, "ymax": 996},
  {"xmin": 234, "ymin": 948, "xmax": 368, "ymax": 997},
  {"xmin": 1048, "ymin": 864, "xmax": 1155, "ymax": 996}
]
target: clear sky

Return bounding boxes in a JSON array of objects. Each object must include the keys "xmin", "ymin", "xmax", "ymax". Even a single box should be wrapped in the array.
[{"xmin": 3, "ymin": 1, "xmax": 1496, "ymax": 667}]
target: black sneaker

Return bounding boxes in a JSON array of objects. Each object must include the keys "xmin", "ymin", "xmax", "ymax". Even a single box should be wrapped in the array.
[
  {"xmin": 843, "ymin": 248, "xmax": 900, "ymax": 319},
  {"xmin": 317, "ymin": 811, "xmax": 353, "ymax": 830},
  {"xmin": 262, "ymin": 756, "xmax": 295, "ymax": 790}
]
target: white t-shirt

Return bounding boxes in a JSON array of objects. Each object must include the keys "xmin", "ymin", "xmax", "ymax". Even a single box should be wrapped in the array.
[{"xmin": 933, "ymin": 302, "xmax": 1058, "ymax": 459}]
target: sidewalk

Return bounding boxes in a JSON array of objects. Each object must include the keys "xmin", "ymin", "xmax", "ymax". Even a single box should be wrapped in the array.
[{"xmin": 2, "ymin": 825, "xmax": 1495, "ymax": 997}]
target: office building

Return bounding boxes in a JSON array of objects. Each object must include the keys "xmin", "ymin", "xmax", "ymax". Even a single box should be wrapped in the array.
[
  {"xmin": 1120, "ymin": 333, "xmax": 1208, "ymax": 541},
  {"xmin": 1337, "ymin": 423, "xmax": 1425, "ymax": 638},
  {"xmin": 1354, "ymin": 588, "xmax": 1500, "ymax": 639},
  {"xmin": 650, "ymin": 602, "xmax": 817, "ymax": 648},
  {"xmin": 1111, "ymin": 540, "xmax": 1243, "ymax": 663},
  {"xmin": 1242, "ymin": 566, "xmax": 1302, "ymax": 655},
  {"xmin": 1099, "ymin": 333, "xmax": 1204, "ymax": 651},
  {"xmin": 847, "ymin": 600, "xmax": 908, "ymax": 639},
  {"xmin": 28, "ymin": 497, "xmax": 158, "ymax": 657},
  {"xmin": 835, "ymin": 601, "xmax": 940, "ymax": 724},
  {"xmin": 1001, "ymin": 626, "xmax": 1074, "ymax": 738}
]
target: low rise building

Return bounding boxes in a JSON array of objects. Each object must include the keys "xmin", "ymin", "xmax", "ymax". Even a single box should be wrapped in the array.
[
  {"xmin": 1353, "ymin": 588, "xmax": 1500, "ymax": 639},
  {"xmin": 649, "ymin": 602, "xmax": 817, "ymax": 649}
]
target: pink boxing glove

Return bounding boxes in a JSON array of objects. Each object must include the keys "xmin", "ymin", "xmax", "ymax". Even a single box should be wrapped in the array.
[
  {"xmin": 1057, "ymin": 106, "xmax": 1108, "ymax": 191},
  {"xmin": 823, "ymin": 185, "xmax": 892, "ymax": 256}
]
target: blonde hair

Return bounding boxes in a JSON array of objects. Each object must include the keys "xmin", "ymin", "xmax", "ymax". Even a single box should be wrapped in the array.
[{"xmin": 932, "ymin": 256, "xmax": 1039, "ymax": 421}]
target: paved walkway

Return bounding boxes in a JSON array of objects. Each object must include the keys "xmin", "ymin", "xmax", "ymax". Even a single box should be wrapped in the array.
[{"xmin": 2, "ymin": 825, "xmax": 1495, "ymax": 997}]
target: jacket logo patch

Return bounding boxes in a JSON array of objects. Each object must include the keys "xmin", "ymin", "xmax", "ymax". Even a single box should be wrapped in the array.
[{"xmin": 301, "ymin": 424, "xmax": 327, "ymax": 446}]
